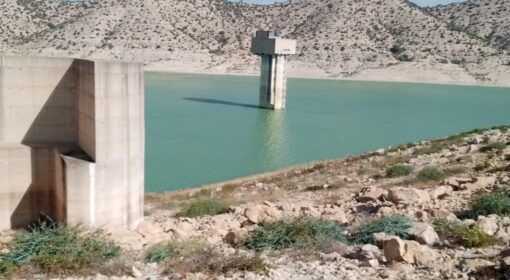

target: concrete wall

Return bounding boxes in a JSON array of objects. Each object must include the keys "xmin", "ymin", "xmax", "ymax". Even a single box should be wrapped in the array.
[
  {"xmin": 0, "ymin": 56, "xmax": 144, "ymax": 230},
  {"xmin": 258, "ymin": 55, "xmax": 288, "ymax": 110}
]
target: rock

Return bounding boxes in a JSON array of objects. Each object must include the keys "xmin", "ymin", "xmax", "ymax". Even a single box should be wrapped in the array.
[
  {"xmin": 501, "ymin": 256, "xmax": 510, "ymax": 269},
  {"xmin": 429, "ymin": 209, "xmax": 458, "ymax": 221},
  {"xmin": 322, "ymin": 209, "xmax": 348, "ymax": 224},
  {"xmin": 387, "ymin": 187, "xmax": 430, "ymax": 205},
  {"xmin": 443, "ymin": 177, "xmax": 474, "ymax": 190},
  {"xmin": 476, "ymin": 215, "xmax": 499, "ymax": 236},
  {"xmin": 460, "ymin": 259, "xmax": 496, "ymax": 272},
  {"xmin": 136, "ymin": 221, "xmax": 164, "ymax": 239},
  {"xmin": 131, "ymin": 266, "xmax": 143, "ymax": 278},
  {"xmin": 244, "ymin": 205, "xmax": 281, "ymax": 224},
  {"xmin": 382, "ymin": 236, "xmax": 409, "ymax": 263},
  {"xmin": 382, "ymin": 236, "xmax": 437, "ymax": 267},
  {"xmin": 467, "ymin": 144, "xmax": 479, "ymax": 153},
  {"xmin": 428, "ymin": 185, "xmax": 453, "ymax": 200},
  {"xmin": 358, "ymin": 187, "xmax": 385, "ymax": 203},
  {"xmin": 224, "ymin": 231, "xmax": 238, "ymax": 245},
  {"xmin": 377, "ymin": 206, "xmax": 394, "ymax": 217},
  {"xmin": 463, "ymin": 176, "xmax": 497, "ymax": 191},
  {"xmin": 362, "ymin": 259, "xmax": 380, "ymax": 268},
  {"xmin": 373, "ymin": 232, "xmax": 392, "ymax": 244},
  {"xmin": 413, "ymin": 210, "xmax": 429, "ymax": 222},
  {"xmin": 408, "ymin": 223, "xmax": 440, "ymax": 245}
]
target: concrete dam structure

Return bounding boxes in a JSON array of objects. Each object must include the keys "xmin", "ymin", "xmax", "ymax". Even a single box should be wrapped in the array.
[
  {"xmin": 0, "ymin": 56, "xmax": 144, "ymax": 230},
  {"xmin": 251, "ymin": 30, "xmax": 296, "ymax": 110}
]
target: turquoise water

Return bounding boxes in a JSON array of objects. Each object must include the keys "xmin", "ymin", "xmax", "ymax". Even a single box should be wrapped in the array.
[{"xmin": 145, "ymin": 72, "xmax": 510, "ymax": 192}]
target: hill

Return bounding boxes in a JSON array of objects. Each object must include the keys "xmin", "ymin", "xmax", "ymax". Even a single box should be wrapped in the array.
[{"xmin": 1, "ymin": 0, "xmax": 509, "ymax": 85}]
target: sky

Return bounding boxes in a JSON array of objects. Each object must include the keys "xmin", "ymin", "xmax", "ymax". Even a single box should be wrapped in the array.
[{"xmin": 237, "ymin": 0, "xmax": 466, "ymax": 7}]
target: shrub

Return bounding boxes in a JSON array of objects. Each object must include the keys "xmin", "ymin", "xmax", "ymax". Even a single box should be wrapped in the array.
[
  {"xmin": 177, "ymin": 197, "xmax": 230, "ymax": 217},
  {"xmin": 433, "ymin": 219, "xmax": 496, "ymax": 248},
  {"xmin": 456, "ymin": 226, "xmax": 496, "ymax": 248},
  {"xmin": 244, "ymin": 218, "xmax": 348, "ymax": 251},
  {"xmin": 480, "ymin": 142, "xmax": 507, "ymax": 153},
  {"xmin": 0, "ymin": 222, "xmax": 119, "ymax": 275},
  {"xmin": 474, "ymin": 161, "xmax": 491, "ymax": 171},
  {"xmin": 386, "ymin": 165, "xmax": 413, "ymax": 178},
  {"xmin": 146, "ymin": 239, "xmax": 202, "ymax": 263},
  {"xmin": 417, "ymin": 167, "xmax": 445, "ymax": 181},
  {"xmin": 467, "ymin": 187, "xmax": 510, "ymax": 217},
  {"xmin": 350, "ymin": 215, "xmax": 413, "ymax": 244}
]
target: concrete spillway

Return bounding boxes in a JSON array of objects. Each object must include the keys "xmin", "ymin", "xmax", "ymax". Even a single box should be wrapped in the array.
[{"xmin": 251, "ymin": 31, "xmax": 296, "ymax": 110}]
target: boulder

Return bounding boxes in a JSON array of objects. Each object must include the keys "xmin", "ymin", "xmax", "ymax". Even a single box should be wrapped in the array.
[
  {"xmin": 244, "ymin": 205, "xmax": 281, "ymax": 224},
  {"xmin": 460, "ymin": 259, "xmax": 496, "ymax": 272},
  {"xmin": 322, "ymin": 208, "xmax": 349, "ymax": 224},
  {"xmin": 428, "ymin": 185, "xmax": 453, "ymax": 200},
  {"xmin": 357, "ymin": 187, "xmax": 385, "ymax": 203},
  {"xmin": 387, "ymin": 187, "xmax": 430, "ymax": 205},
  {"xmin": 408, "ymin": 223, "xmax": 440, "ymax": 245},
  {"xmin": 476, "ymin": 215, "xmax": 500, "ymax": 236},
  {"xmin": 443, "ymin": 177, "xmax": 474, "ymax": 190},
  {"xmin": 463, "ymin": 176, "xmax": 496, "ymax": 191},
  {"xmin": 382, "ymin": 236, "xmax": 437, "ymax": 267}
]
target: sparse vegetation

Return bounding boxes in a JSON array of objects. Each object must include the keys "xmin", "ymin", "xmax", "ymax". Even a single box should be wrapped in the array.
[
  {"xmin": 146, "ymin": 239, "xmax": 203, "ymax": 263},
  {"xmin": 245, "ymin": 218, "xmax": 348, "ymax": 251},
  {"xmin": 386, "ymin": 165, "xmax": 413, "ymax": 178},
  {"xmin": 162, "ymin": 248, "xmax": 272, "ymax": 276},
  {"xmin": 351, "ymin": 215, "xmax": 413, "ymax": 244},
  {"xmin": 466, "ymin": 187, "xmax": 510, "ymax": 217},
  {"xmin": 0, "ymin": 222, "xmax": 119, "ymax": 276},
  {"xmin": 480, "ymin": 142, "xmax": 507, "ymax": 153},
  {"xmin": 177, "ymin": 197, "xmax": 230, "ymax": 217},
  {"xmin": 417, "ymin": 167, "xmax": 445, "ymax": 181},
  {"xmin": 433, "ymin": 219, "xmax": 496, "ymax": 248}
]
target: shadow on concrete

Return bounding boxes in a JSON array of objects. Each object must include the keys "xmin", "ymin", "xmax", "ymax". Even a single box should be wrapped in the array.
[
  {"xmin": 183, "ymin": 97, "xmax": 260, "ymax": 109},
  {"xmin": 10, "ymin": 62, "xmax": 80, "ymax": 228}
]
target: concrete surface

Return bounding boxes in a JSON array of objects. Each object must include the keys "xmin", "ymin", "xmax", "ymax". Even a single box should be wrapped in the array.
[
  {"xmin": 251, "ymin": 31, "xmax": 296, "ymax": 110},
  {"xmin": 0, "ymin": 56, "xmax": 144, "ymax": 230}
]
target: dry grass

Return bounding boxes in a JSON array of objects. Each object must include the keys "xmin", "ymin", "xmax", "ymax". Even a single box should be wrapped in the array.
[{"xmin": 162, "ymin": 248, "xmax": 272, "ymax": 277}]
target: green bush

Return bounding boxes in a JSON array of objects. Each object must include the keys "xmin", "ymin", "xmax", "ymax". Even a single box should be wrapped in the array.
[
  {"xmin": 417, "ymin": 167, "xmax": 445, "ymax": 181},
  {"xmin": 386, "ymin": 165, "xmax": 413, "ymax": 178},
  {"xmin": 474, "ymin": 161, "xmax": 491, "ymax": 171},
  {"xmin": 0, "ymin": 222, "xmax": 119, "ymax": 275},
  {"xmin": 350, "ymin": 215, "xmax": 413, "ymax": 244},
  {"xmin": 178, "ymin": 197, "xmax": 230, "ymax": 217},
  {"xmin": 244, "ymin": 218, "xmax": 348, "ymax": 251},
  {"xmin": 480, "ymin": 142, "xmax": 507, "ymax": 153},
  {"xmin": 433, "ymin": 219, "xmax": 496, "ymax": 248},
  {"xmin": 467, "ymin": 187, "xmax": 510, "ymax": 217},
  {"xmin": 146, "ymin": 239, "xmax": 202, "ymax": 263},
  {"xmin": 456, "ymin": 226, "xmax": 496, "ymax": 248}
]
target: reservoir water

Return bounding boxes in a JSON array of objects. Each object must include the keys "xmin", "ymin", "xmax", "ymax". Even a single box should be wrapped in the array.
[{"xmin": 145, "ymin": 72, "xmax": 510, "ymax": 192}]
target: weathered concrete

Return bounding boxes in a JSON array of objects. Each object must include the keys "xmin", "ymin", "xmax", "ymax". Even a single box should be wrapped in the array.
[
  {"xmin": 0, "ymin": 56, "xmax": 144, "ymax": 230},
  {"xmin": 251, "ymin": 30, "xmax": 296, "ymax": 110}
]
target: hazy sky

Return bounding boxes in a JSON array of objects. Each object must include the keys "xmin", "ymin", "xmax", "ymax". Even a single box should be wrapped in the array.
[{"xmin": 239, "ymin": 0, "xmax": 466, "ymax": 7}]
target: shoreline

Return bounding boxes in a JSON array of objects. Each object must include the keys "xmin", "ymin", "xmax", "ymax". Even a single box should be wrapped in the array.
[
  {"xmin": 144, "ymin": 65, "xmax": 510, "ymax": 88},
  {"xmin": 145, "ymin": 124, "xmax": 510, "ymax": 197}
]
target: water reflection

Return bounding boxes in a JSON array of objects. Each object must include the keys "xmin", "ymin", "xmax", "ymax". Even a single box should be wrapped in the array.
[{"xmin": 252, "ymin": 110, "xmax": 289, "ymax": 169}]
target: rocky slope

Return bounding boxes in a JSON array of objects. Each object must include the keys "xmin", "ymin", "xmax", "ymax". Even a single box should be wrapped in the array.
[
  {"xmin": 1, "ymin": 0, "xmax": 509, "ymax": 84},
  {"xmin": 429, "ymin": 0, "xmax": 510, "ymax": 51},
  {"xmin": 2, "ymin": 125, "xmax": 509, "ymax": 279}
]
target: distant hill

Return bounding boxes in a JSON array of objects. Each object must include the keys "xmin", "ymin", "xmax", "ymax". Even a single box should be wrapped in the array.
[
  {"xmin": 1, "ymin": 0, "xmax": 509, "ymax": 84},
  {"xmin": 429, "ymin": 0, "xmax": 510, "ymax": 50}
]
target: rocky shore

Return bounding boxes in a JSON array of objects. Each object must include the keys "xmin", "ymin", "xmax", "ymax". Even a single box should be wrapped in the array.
[{"xmin": 1, "ymin": 125, "xmax": 510, "ymax": 279}]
